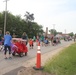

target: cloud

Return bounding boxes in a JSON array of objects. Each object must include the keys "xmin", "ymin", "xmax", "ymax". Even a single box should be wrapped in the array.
[
  {"xmin": 42, "ymin": 10, "xmax": 76, "ymax": 33},
  {"xmin": 0, "ymin": 0, "xmax": 76, "ymax": 33}
]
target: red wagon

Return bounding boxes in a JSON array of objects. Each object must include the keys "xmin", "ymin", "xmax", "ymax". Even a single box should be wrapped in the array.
[{"xmin": 11, "ymin": 38, "xmax": 28, "ymax": 57}]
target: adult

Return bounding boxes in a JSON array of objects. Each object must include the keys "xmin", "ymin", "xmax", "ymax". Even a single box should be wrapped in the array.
[
  {"xmin": 33, "ymin": 36, "xmax": 36, "ymax": 41},
  {"xmin": 22, "ymin": 32, "xmax": 28, "ymax": 45},
  {"xmin": 40, "ymin": 35, "xmax": 44, "ymax": 46},
  {"xmin": 4, "ymin": 31, "xmax": 12, "ymax": 59}
]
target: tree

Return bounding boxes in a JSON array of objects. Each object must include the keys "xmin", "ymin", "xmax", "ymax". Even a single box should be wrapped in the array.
[
  {"xmin": 69, "ymin": 32, "xmax": 74, "ymax": 37},
  {"xmin": 0, "ymin": 11, "xmax": 44, "ymax": 38},
  {"xmin": 24, "ymin": 11, "xmax": 34, "ymax": 22},
  {"xmin": 49, "ymin": 29, "xmax": 57, "ymax": 36},
  {"xmin": 24, "ymin": 11, "xmax": 44, "ymax": 38},
  {"xmin": 0, "ymin": 12, "xmax": 4, "ymax": 30}
]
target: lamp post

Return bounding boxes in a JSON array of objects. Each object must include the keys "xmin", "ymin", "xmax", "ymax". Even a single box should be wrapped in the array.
[{"xmin": 3, "ymin": 0, "xmax": 9, "ymax": 35}]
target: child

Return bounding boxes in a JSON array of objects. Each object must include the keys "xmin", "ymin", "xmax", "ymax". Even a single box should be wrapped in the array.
[
  {"xmin": 44, "ymin": 38, "xmax": 49, "ymax": 46},
  {"xmin": 29, "ymin": 38, "xmax": 34, "ymax": 49},
  {"xmin": 11, "ymin": 39, "xmax": 18, "ymax": 53}
]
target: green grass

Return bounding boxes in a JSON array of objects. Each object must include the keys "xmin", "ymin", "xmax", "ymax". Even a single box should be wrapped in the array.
[{"xmin": 44, "ymin": 43, "xmax": 76, "ymax": 75}]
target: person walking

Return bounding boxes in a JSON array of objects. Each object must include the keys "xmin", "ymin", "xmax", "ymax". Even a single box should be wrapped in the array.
[
  {"xmin": 29, "ymin": 38, "xmax": 34, "ymax": 49},
  {"xmin": 4, "ymin": 31, "xmax": 12, "ymax": 59},
  {"xmin": 22, "ymin": 32, "xmax": 28, "ymax": 45},
  {"xmin": 40, "ymin": 35, "xmax": 44, "ymax": 46},
  {"xmin": 33, "ymin": 36, "xmax": 36, "ymax": 42}
]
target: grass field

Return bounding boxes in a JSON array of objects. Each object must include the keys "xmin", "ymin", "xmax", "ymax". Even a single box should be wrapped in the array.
[{"xmin": 44, "ymin": 43, "xmax": 76, "ymax": 75}]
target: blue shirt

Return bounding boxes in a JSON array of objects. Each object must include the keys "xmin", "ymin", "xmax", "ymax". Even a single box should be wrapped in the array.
[
  {"xmin": 44, "ymin": 39, "xmax": 48, "ymax": 44},
  {"xmin": 4, "ymin": 34, "xmax": 12, "ymax": 46}
]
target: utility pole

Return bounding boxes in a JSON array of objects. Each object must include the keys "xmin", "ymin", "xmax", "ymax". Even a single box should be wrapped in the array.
[{"xmin": 3, "ymin": 0, "xmax": 9, "ymax": 35}]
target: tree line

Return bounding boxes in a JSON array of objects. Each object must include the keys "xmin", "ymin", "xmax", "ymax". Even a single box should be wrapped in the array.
[{"xmin": 0, "ymin": 11, "xmax": 44, "ymax": 38}]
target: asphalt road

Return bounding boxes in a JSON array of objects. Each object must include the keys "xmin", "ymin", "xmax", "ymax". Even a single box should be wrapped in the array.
[{"xmin": 0, "ymin": 40, "xmax": 74, "ymax": 75}]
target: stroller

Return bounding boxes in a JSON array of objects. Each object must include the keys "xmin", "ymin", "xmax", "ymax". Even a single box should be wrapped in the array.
[{"xmin": 11, "ymin": 38, "xmax": 28, "ymax": 57}]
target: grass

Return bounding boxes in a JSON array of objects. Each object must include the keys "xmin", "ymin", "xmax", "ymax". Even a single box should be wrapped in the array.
[{"xmin": 44, "ymin": 43, "xmax": 76, "ymax": 75}]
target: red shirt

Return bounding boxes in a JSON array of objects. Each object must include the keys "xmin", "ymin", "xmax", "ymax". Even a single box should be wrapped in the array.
[{"xmin": 29, "ymin": 40, "xmax": 33, "ymax": 45}]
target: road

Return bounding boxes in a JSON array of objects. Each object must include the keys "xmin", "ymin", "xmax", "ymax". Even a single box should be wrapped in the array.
[{"xmin": 0, "ymin": 40, "xmax": 74, "ymax": 75}]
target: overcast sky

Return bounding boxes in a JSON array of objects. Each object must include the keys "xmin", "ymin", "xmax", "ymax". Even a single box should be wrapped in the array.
[{"xmin": 0, "ymin": 0, "xmax": 76, "ymax": 34}]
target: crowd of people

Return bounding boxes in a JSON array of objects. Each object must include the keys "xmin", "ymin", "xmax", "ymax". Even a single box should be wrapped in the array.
[{"xmin": 0, "ymin": 29, "xmax": 73, "ymax": 59}]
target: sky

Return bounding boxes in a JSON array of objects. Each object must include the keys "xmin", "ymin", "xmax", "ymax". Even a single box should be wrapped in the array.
[{"xmin": 0, "ymin": 0, "xmax": 76, "ymax": 34}]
